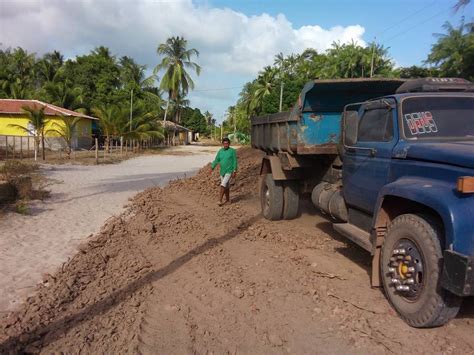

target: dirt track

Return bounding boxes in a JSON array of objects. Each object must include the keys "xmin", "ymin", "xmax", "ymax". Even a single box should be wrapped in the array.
[{"xmin": 1, "ymin": 148, "xmax": 473, "ymax": 354}]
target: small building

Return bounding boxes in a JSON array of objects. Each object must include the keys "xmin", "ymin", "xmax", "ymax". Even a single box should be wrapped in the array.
[
  {"xmin": 0, "ymin": 99, "xmax": 97, "ymax": 150},
  {"xmin": 160, "ymin": 121, "xmax": 192, "ymax": 145}
]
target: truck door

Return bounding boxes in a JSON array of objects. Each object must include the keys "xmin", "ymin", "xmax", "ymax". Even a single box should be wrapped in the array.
[{"xmin": 342, "ymin": 100, "xmax": 397, "ymax": 214}]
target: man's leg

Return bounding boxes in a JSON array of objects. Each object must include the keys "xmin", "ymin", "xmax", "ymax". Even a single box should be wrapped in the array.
[
  {"xmin": 219, "ymin": 185, "xmax": 225, "ymax": 203},
  {"xmin": 225, "ymin": 186, "xmax": 230, "ymax": 202}
]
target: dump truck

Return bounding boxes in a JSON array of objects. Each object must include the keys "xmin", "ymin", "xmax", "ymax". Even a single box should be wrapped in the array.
[{"xmin": 251, "ymin": 77, "xmax": 474, "ymax": 327}]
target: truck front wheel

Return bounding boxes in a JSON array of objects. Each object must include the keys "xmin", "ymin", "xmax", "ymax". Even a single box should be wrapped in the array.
[
  {"xmin": 260, "ymin": 174, "xmax": 283, "ymax": 220},
  {"xmin": 380, "ymin": 214, "xmax": 461, "ymax": 327}
]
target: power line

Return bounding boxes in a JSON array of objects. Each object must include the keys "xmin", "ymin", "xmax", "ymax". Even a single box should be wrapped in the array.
[
  {"xmin": 377, "ymin": 0, "xmax": 439, "ymax": 37},
  {"xmin": 382, "ymin": 6, "xmax": 450, "ymax": 44}
]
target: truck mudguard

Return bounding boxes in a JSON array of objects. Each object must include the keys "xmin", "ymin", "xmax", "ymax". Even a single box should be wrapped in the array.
[{"xmin": 374, "ymin": 177, "xmax": 474, "ymax": 255}]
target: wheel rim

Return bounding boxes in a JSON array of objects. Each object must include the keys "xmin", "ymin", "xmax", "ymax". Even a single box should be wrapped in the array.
[{"xmin": 387, "ymin": 238, "xmax": 425, "ymax": 301}]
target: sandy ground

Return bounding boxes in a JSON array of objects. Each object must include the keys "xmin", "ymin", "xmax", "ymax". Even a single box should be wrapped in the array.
[
  {"xmin": 0, "ymin": 145, "xmax": 219, "ymax": 313},
  {"xmin": 1, "ymin": 147, "xmax": 474, "ymax": 354}
]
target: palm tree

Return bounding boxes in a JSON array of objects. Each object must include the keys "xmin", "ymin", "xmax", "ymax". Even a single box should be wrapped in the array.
[
  {"xmin": 1, "ymin": 48, "xmax": 36, "ymax": 99},
  {"xmin": 274, "ymin": 52, "xmax": 286, "ymax": 112},
  {"xmin": 454, "ymin": 0, "xmax": 470, "ymax": 12},
  {"xmin": 251, "ymin": 67, "xmax": 276, "ymax": 115},
  {"xmin": 36, "ymin": 50, "xmax": 64, "ymax": 83},
  {"xmin": 119, "ymin": 56, "xmax": 157, "ymax": 91},
  {"xmin": 42, "ymin": 80, "xmax": 84, "ymax": 110},
  {"xmin": 170, "ymin": 93, "xmax": 190, "ymax": 124},
  {"xmin": 154, "ymin": 36, "xmax": 201, "ymax": 123},
  {"xmin": 426, "ymin": 20, "xmax": 473, "ymax": 79},
  {"xmin": 46, "ymin": 115, "xmax": 82, "ymax": 158},
  {"xmin": 123, "ymin": 113, "xmax": 165, "ymax": 141},
  {"xmin": 8, "ymin": 106, "xmax": 49, "ymax": 161},
  {"xmin": 92, "ymin": 104, "xmax": 120, "ymax": 153}
]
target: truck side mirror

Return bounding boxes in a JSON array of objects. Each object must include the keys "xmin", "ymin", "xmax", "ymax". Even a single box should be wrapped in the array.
[{"xmin": 343, "ymin": 110, "xmax": 359, "ymax": 146}]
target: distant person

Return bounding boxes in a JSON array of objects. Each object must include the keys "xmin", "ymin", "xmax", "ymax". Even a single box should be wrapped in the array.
[{"xmin": 210, "ymin": 138, "xmax": 238, "ymax": 206}]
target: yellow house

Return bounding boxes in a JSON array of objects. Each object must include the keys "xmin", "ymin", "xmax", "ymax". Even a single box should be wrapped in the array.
[{"xmin": 0, "ymin": 99, "xmax": 97, "ymax": 149}]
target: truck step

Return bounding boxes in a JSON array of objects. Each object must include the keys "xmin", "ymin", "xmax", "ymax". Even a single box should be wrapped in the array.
[{"xmin": 333, "ymin": 223, "xmax": 372, "ymax": 252}]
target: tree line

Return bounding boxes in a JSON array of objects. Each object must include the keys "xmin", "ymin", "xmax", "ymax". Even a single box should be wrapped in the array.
[
  {"xmin": 222, "ymin": 19, "xmax": 473, "ymax": 137},
  {"xmin": 0, "ymin": 36, "xmax": 213, "ymax": 144}
]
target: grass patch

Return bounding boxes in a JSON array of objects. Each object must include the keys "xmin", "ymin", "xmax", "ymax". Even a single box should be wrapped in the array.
[
  {"xmin": 0, "ymin": 160, "xmax": 49, "ymax": 211},
  {"xmin": 14, "ymin": 201, "xmax": 30, "ymax": 215}
]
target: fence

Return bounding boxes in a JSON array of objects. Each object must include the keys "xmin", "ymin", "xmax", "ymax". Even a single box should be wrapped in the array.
[
  {"xmin": 0, "ymin": 134, "xmax": 165, "ymax": 161},
  {"xmin": 0, "ymin": 135, "xmax": 36, "ymax": 160}
]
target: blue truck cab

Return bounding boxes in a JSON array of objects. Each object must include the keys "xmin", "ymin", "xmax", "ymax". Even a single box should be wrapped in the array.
[{"xmin": 251, "ymin": 77, "xmax": 474, "ymax": 327}]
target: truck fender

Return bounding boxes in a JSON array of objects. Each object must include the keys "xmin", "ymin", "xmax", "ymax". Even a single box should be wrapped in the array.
[
  {"xmin": 260, "ymin": 156, "xmax": 301, "ymax": 181},
  {"xmin": 370, "ymin": 177, "xmax": 474, "ymax": 287}
]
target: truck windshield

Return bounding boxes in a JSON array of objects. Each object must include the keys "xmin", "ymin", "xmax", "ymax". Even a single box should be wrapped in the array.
[{"xmin": 401, "ymin": 96, "xmax": 474, "ymax": 139}]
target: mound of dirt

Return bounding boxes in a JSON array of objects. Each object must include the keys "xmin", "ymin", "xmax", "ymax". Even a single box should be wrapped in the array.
[
  {"xmin": 0, "ymin": 147, "xmax": 263, "ymax": 353},
  {"xmin": 1, "ymin": 147, "xmax": 473, "ymax": 354},
  {"xmin": 168, "ymin": 146, "xmax": 263, "ymax": 198}
]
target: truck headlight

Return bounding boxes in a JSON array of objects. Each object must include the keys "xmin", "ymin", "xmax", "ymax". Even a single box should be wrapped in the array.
[{"xmin": 457, "ymin": 177, "xmax": 474, "ymax": 194}]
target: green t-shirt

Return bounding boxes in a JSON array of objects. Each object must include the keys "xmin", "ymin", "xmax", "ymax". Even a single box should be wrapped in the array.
[{"xmin": 211, "ymin": 147, "xmax": 238, "ymax": 176}]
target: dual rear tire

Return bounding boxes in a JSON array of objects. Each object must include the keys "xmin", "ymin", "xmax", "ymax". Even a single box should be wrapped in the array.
[{"xmin": 260, "ymin": 174, "xmax": 299, "ymax": 221}]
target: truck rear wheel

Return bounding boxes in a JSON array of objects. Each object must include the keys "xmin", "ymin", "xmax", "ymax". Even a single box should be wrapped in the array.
[
  {"xmin": 283, "ymin": 181, "xmax": 299, "ymax": 220},
  {"xmin": 380, "ymin": 214, "xmax": 461, "ymax": 328},
  {"xmin": 260, "ymin": 174, "xmax": 283, "ymax": 220}
]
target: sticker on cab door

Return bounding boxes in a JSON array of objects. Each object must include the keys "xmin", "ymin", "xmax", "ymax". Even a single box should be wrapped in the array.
[{"xmin": 404, "ymin": 111, "xmax": 438, "ymax": 136}]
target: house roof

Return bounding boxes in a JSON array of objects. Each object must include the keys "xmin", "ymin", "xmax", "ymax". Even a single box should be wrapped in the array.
[
  {"xmin": 160, "ymin": 120, "xmax": 191, "ymax": 132},
  {"xmin": 0, "ymin": 99, "xmax": 98, "ymax": 120}
]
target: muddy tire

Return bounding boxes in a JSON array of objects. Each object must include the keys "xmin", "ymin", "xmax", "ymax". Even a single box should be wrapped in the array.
[
  {"xmin": 381, "ymin": 214, "xmax": 462, "ymax": 328},
  {"xmin": 260, "ymin": 174, "xmax": 283, "ymax": 221},
  {"xmin": 283, "ymin": 181, "xmax": 299, "ymax": 220}
]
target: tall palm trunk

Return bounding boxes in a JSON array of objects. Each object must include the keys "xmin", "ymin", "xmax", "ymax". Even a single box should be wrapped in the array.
[
  {"xmin": 34, "ymin": 138, "xmax": 39, "ymax": 161},
  {"xmin": 163, "ymin": 96, "xmax": 170, "ymax": 122},
  {"xmin": 163, "ymin": 96, "xmax": 171, "ymax": 146},
  {"xmin": 41, "ymin": 134, "xmax": 46, "ymax": 160}
]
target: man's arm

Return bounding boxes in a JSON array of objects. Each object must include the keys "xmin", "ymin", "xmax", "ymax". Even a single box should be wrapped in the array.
[
  {"xmin": 211, "ymin": 150, "xmax": 220, "ymax": 170},
  {"xmin": 232, "ymin": 149, "xmax": 238, "ymax": 176}
]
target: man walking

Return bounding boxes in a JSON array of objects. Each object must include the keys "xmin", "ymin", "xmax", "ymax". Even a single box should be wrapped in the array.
[{"xmin": 211, "ymin": 138, "xmax": 238, "ymax": 206}]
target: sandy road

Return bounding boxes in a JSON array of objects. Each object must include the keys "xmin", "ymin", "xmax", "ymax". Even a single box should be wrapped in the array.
[{"xmin": 0, "ymin": 145, "xmax": 218, "ymax": 312}]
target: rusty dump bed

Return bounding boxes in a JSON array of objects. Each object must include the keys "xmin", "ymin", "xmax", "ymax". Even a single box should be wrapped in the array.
[{"xmin": 251, "ymin": 78, "xmax": 405, "ymax": 155}]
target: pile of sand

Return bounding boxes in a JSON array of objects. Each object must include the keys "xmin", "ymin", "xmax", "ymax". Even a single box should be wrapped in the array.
[{"xmin": 0, "ymin": 147, "xmax": 263, "ymax": 353}]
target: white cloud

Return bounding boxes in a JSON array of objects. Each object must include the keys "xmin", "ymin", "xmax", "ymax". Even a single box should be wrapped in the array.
[{"xmin": 0, "ymin": 0, "xmax": 367, "ymax": 117}]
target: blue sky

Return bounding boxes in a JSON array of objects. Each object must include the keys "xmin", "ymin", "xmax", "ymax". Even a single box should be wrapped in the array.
[
  {"xmin": 0, "ymin": 0, "xmax": 470, "ymax": 122},
  {"xmin": 210, "ymin": 0, "xmax": 467, "ymax": 66}
]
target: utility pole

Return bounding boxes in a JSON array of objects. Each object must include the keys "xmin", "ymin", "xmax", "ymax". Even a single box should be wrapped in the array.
[
  {"xmin": 370, "ymin": 38, "xmax": 376, "ymax": 78},
  {"xmin": 129, "ymin": 88, "xmax": 133, "ymax": 132},
  {"xmin": 233, "ymin": 112, "xmax": 236, "ymax": 137},
  {"xmin": 220, "ymin": 124, "xmax": 223, "ymax": 141},
  {"xmin": 279, "ymin": 81, "xmax": 284, "ymax": 112}
]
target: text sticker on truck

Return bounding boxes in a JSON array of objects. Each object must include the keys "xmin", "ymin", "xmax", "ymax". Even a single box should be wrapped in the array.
[{"xmin": 404, "ymin": 111, "xmax": 438, "ymax": 136}]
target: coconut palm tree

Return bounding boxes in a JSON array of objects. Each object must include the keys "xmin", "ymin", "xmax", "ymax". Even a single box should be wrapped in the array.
[
  {"xmin": 36, "ymin": 50, "xmax": 64, "ymax": 83},
  {"xmin": 92, "ymin": 104, "xmax": 120, "ymax": 153},
  {"xmin": 454, "ymin": 0, "xmax": 470, "ymax": 12},
  {"xmin": 274, "ymin": 52, "xmax": 286, "ymax": 112},
  {"xmin": 170, "ymin": 94, "xmax": 190, "ymax": 124},
  {"xmin": 426, "ymin": 20, "xmax": 473, "ymax": 79},
  {"xmin": 153, "ymin": 36, "xmax": 201, "ymax": 123},
  {"xmin": 8, "ymin": 106, "xmax": 49, "ymax": 161},
  {"xmin": 42, "ymin": 79, "xmax": 84, "ymax": 110},
  {"xmin": 0, "ymin": 48, "xmax": 36, "ymax": 99},
  {"xmin": 46, "ymin": 115, "xmax": 83, "ymax": 158},
  {"xmin": 251, "ymin": 67, "xmax": 277, "ymax": 115},
  {"xmin": 119, "ymin": 56, "xmax": 157, "ymax": 91}
]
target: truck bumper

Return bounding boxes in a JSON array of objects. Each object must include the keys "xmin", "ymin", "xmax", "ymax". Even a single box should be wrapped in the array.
[{"xmin": 441, "ymin": 250, "xmax": 474, "ymax": 296}]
